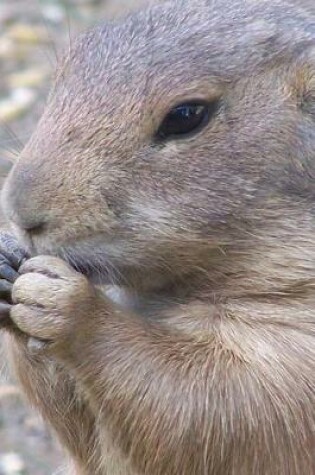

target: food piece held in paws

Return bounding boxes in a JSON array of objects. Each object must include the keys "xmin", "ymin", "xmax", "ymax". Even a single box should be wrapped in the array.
[
  {"xmin": 0, "ymin": 233, "xmax": 29, "ymax": 328},
  {"xmin": 0, "ymin": 233, "xmax": 28, "ymax": 277}
]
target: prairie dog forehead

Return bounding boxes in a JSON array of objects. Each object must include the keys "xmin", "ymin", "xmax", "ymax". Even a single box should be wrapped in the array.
[{"xmin": 51, "ymin": 0, "xmax": 313, "ymax": 112}]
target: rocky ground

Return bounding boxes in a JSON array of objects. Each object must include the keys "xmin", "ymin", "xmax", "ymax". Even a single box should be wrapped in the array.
[{"xmin": 0, "ymin": 1, "xmax": 148, "ymax": 473}]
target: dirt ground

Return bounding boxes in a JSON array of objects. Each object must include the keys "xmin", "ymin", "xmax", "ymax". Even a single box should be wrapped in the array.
[{"xmin": 0, "ymin": 1, "xmax": 148, "ymax": 473}]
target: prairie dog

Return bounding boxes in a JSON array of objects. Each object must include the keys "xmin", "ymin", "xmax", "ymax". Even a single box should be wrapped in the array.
[{"xmin": 0, "ymin": 0, "xmax": 315, "ymax": 474}]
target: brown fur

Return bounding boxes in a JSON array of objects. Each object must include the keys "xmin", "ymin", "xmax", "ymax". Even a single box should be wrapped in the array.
[{"xmin": 1, "ymin": 0, "xmax": 315, "ymax": 473}]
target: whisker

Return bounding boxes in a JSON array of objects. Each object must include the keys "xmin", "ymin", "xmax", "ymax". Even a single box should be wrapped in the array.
[
  {"xmin": 64, "ymin": 0, "xmax": 73, "ymax": 58},
  {"xmin": 0, "ymin": 148, "xmax": 19, "ymax": 163},
  {"xmin": 34, "ymin": 0, "xmax": 59, "ymax": 67},
  {"xmin": 0, "ymin": 133, "xmax": 32, "ymax": 147},
  {"xmin": 0, "ymin": 124, "xmax": 25, "ymax": 152},
  {"xmin": 0, "ymin": 142, "xmax": 18, "ymax": 157}
]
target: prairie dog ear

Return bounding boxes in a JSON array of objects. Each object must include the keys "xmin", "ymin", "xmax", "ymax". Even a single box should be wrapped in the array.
[{"xmin": 290, "ymin": 47, "xmax": 315, "ymax": 116}]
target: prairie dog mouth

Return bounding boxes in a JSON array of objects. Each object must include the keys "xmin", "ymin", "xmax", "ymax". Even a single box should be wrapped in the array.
[{"xmin": 11, "ymin": 229, "xmax": 118, "ymax": 286}]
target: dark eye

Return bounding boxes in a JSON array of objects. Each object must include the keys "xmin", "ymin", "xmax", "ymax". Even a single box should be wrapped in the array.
[{"xmin": 156, "ymin": 100, "xmax": 219, "ymax": 141}]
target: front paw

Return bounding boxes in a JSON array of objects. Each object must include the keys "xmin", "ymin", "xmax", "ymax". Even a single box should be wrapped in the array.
[{"xmin": 11, "ymin": 256, "xmax": 97, "ymax": 347}]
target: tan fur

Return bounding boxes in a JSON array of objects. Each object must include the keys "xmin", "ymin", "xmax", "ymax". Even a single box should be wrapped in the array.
[{"xmin": 1, "ymin": 0, "xmax": 315, "ymax": 473}]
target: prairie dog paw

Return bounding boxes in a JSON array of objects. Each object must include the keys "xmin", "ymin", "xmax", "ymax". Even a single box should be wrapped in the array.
[{"xmin": 11, "ymin": 256, "xmax": 95, "ymax": 345}]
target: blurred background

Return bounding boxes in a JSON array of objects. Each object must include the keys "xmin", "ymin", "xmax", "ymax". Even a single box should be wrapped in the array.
[{"xmin": 0, "ymin": 1, "xmax": 147, "ymax": 473}]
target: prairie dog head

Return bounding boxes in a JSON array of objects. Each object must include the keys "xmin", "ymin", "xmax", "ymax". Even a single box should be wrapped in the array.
[{"xmin": 3, "ymin": 0, "xmax": 315, "ymax": 291}]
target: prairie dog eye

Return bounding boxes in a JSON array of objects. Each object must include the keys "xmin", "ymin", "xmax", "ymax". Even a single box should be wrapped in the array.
[{"xmin": 156, "ymin": 100, "xmax": 219, "ymax": 141}]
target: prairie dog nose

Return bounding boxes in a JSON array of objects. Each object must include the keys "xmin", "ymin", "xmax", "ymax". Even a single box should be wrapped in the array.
[{"xmin": 1, "ymin": 165, "xmax": 49, "ymax": 236}]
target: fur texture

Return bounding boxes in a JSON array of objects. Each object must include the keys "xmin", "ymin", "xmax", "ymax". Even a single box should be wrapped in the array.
[{"xmin": 1, "ymin": 0, "xmax": 315, "ymax": 473}]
